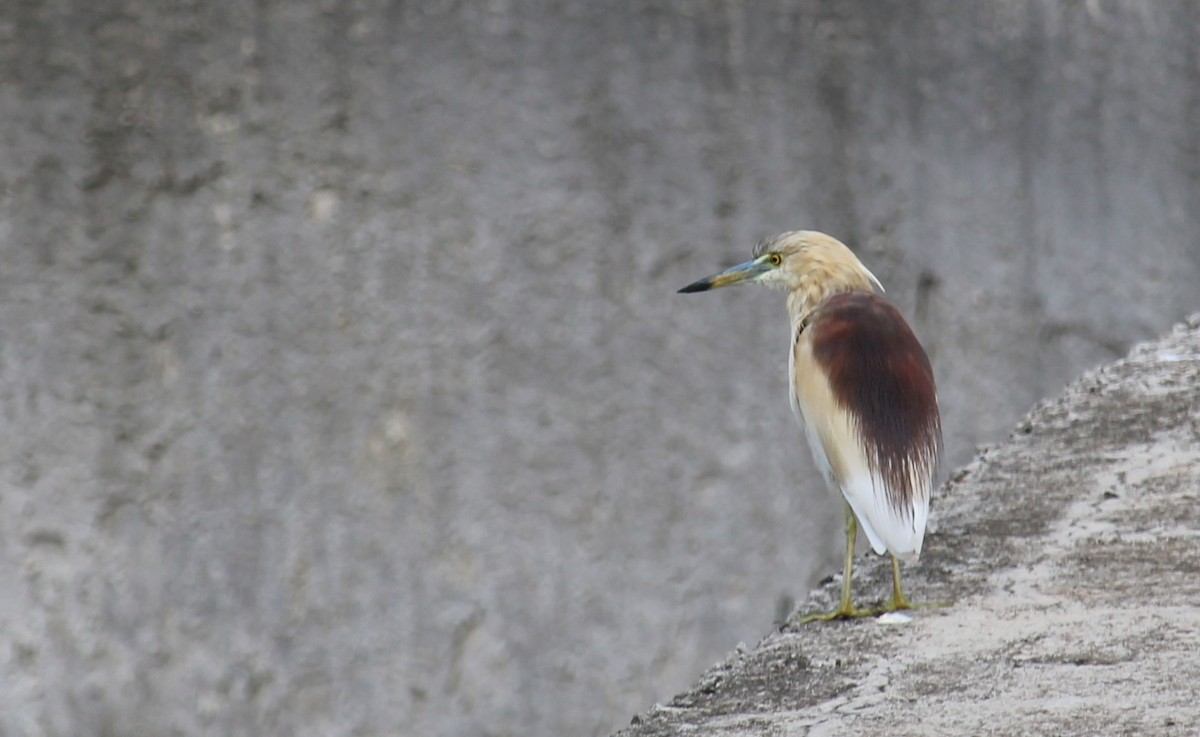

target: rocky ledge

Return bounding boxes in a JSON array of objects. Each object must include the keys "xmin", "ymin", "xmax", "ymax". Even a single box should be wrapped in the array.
[{"xmin": 615, "ymin": 314, "xmax": 1200, "ymax": 737}]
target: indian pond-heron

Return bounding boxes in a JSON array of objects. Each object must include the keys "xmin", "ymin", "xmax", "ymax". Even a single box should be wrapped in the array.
[{"xmin": 679, "ymin": 231, "xmax": 943, "ymax": 621}]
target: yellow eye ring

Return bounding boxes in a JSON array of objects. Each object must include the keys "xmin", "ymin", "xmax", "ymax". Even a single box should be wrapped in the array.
[{"xmin": 767, "ymin": 253, "xmax": 782, "ymax": 267}]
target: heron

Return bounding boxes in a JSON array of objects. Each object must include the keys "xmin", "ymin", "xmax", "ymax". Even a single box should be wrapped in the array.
[{"xmin": 679, "ymin": 231, "xmax": 942, "ymax": 621}]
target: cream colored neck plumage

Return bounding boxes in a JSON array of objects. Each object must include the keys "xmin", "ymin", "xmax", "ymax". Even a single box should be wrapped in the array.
[{"xmin": 781, "ymin": 243, "xmax": 882, "ymax": 334}]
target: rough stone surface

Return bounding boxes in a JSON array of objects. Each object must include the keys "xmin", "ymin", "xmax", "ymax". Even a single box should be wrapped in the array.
[
  {"xmin": 615, "ymin": 314, "xmax": 1200, "ymax": 737},
  {"xmin": 0, "ymin": 2, "xmax": 1198, "ymax": 736}
]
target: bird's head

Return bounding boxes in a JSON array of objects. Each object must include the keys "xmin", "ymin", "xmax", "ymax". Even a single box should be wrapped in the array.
[{"xmin": 678, "ymin": 231, "xmax": 883, "ymax": 302}]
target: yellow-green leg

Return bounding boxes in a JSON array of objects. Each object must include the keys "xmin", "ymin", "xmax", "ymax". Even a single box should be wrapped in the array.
[
  {"xmin": 878, "ymin": 553, "xmax": 952, "ymax": 614},
  {"xmin": 797, "ymin": 503, "xmax": 877, "ymax": 623},
  {"xmin": 886, "ymin": 554, "xmax": 912, "ymax": 611}
]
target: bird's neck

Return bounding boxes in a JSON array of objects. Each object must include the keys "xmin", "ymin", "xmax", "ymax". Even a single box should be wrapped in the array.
[
  {"xmin": 786, "ymin": 289, "xmax": 813, "ymax": 334},
  {"xmin": 786, "ymin": 278, "xmax": 873, "ymax": 334}
]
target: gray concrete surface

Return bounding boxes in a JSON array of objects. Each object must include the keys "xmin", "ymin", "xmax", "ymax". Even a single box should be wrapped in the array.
[
  {"xmin": 0, "ymin": 2, "xmax": 1197, "ymax": 736},
  {"xmin": 616, "ymin": 313, "xmax": 1200, "ymax": 737}
]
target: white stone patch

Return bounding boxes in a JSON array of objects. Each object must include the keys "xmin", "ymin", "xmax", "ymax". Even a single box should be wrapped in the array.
[{"xmin": 308, "ymin": 189, "xmax": 340, "ymax": 222}]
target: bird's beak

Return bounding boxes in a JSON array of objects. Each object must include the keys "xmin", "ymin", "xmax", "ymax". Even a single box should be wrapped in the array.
[{"xmin": 678, "ymin": 256, "xmax": 772, "ymax": 293}]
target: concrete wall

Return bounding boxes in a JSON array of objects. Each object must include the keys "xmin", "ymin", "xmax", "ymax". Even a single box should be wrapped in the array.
[{"xmin": 0, "ymin": 2, "xmax": 1196, "ymax": 735}]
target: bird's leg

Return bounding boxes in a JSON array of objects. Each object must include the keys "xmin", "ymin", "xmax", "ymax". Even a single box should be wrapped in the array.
[
  {"xmin": 836, "ymin": 505, "xmax": 858, "ymax": 613},
  {"xmin": 878, "ymin": 554, "xmax": 952, "ymax": 614},
  {"xmin": 797, "ymin": 503, "xmax": 876, "ymax": 623},
  {"xmin": 887, "ymin": 554, "xmax": 912, "ymax": 611}
]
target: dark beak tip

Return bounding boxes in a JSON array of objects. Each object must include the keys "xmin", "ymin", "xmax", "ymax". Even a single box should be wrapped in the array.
[{"xmin": 678, "ymin": 280, "xmax": 711, "ymax": 294}]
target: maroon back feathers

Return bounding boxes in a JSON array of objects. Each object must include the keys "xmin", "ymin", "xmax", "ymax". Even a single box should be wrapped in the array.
[{"xmin": 808, "ymin": 292, "xmax": 942, "ymax": 512}]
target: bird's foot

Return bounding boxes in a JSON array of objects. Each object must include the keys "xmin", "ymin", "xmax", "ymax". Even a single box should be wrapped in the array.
[
  {"xmin": 877, "ymin": 594, "xmax": 953, "ymax": 614},
  {"xmin": 794, "ymin": 604, "xmax": 879, "ymax": 624},
  {"xmin": 796, "ymin": 598, "xmax": 952, "ymax": 624}
]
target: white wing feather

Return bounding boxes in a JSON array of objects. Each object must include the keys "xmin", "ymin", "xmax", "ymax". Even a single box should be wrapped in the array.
[{"xmin": 790, "ymin": 328, "xmax": 929, "ymax": 560}]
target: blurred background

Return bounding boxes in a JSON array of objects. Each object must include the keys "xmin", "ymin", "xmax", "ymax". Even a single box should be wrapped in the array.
[{"xmin": 1, "ymin": 1, "xmax": 1198, "ymax": 736}]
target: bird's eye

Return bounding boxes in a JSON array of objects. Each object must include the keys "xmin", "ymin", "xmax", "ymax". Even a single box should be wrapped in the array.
[{"xmin": 767, "ymin": 253, "xmax": 782, "ymax": 267}]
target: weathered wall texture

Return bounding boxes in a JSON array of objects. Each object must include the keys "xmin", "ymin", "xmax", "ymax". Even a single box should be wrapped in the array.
[
  {"xmin": 0, "ymin": 2, "xmax": 1196, "ymax": 736},
  {"xmin": 616, "ymin": 314, "xmax": 1200, "ymax": 737}
]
